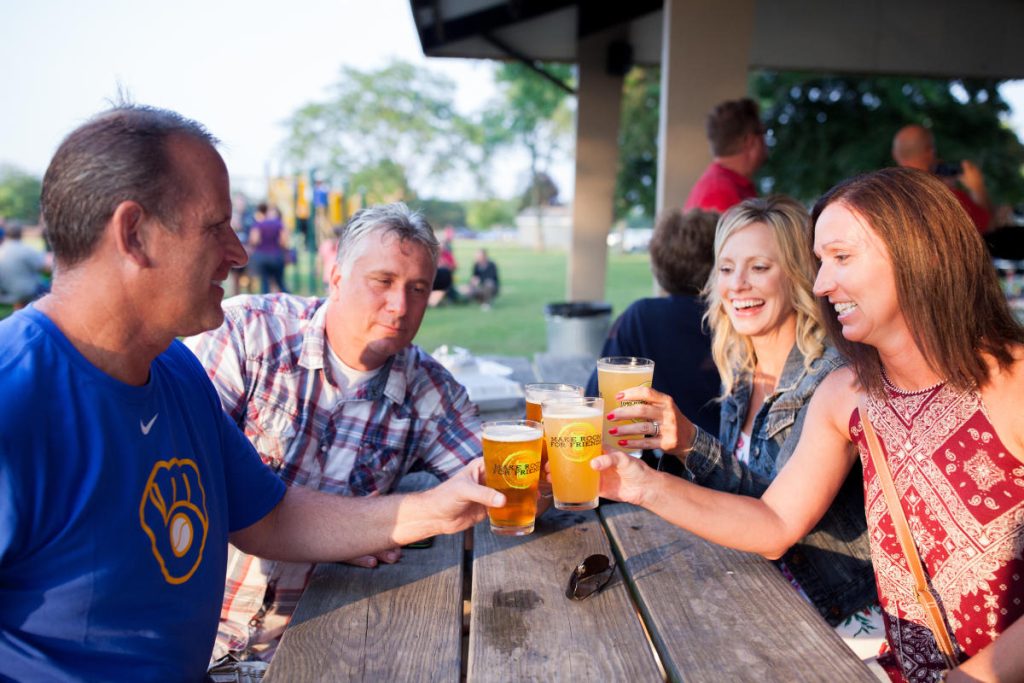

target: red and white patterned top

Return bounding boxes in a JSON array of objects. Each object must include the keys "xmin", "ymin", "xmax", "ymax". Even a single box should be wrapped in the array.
[{"xmin": 850, "ymin": 379, "xmax": 1024, "ymax": 682}]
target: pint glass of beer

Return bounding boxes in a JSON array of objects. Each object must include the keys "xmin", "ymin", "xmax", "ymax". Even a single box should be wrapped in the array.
[
  {"xmin": 541, "ymin": 397, "xmax": 603, "ymax": 511},
  {"xmin": 596, "ymin": 356, "xmax": 654, "ymax": 456},
  {"xmin": 481, "ymin": 420, "xmax": 544, "ymax": 535},
  {"xmin": 524, "ymin": 383, "xmax": 583, "ymax": 495}
]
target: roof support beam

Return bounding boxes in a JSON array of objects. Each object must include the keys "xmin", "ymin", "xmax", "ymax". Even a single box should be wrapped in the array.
[
  {"xmin": 416, "ymin": 0, "xmax": 577, "ymax": 52},
  {"xmin": 482, "ymin": 33, "xmax": 576, "ymax": 95},
  {"xmin": 567, "ymin": 26, "xmax": 627, "ymax": 301}
]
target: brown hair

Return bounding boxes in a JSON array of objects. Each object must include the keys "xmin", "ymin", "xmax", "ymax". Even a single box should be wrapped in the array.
[
  {"xmin": 649, "ymin": 207, "xmax": 718, "ymax": 295},
  {"xmin": 811, "ymin": 167, "xmax": 1023, "ymax": 396},
  {"xmin": 41, "ymin": 104, "xmax": 217, "ymax": 268},
  {"xmin": 707, "ymin": 98, "xmax": 763, "ymax": 157}
]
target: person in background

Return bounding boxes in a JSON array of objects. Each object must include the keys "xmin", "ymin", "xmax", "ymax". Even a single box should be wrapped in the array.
[
  {"xmin": 684, "ymin": 97, "xmax": 767, "ymax": 213},
  {"xmin": 596, "ymin": 169, "xmax": 1024, "ymax": 681},
  {"xmin": 585, "ymin": 207, "xmax": 722, "ymax": 463},
  {"xmin": 462, "ymin": 248, "xmax": 499, "ymax": 310},
  {"xmin": 0, "ymin": 104, "xmax": 504, "ymax": 682},
  {"xmin": 891, "ymin": 123, "xmax": 992, "ymax": 233},
  {"xmin": 248, "ymin": 203, "xmax": 288, "ymax": 293},
  {"xmin": 318, "ymin": 224, "xmax": 343, "ymax": 293},
  {"xmin": 429, "ymin": 238, "xmax": 458, "ymax": 307},
  {"xmin": 604, "ymin": 196, "xmax": 880, "ymax": 665},
  {"xmin": 186, "ymin": 202, "xmax": 485, "ymax": 663},
  {"xmin": 0, "ymin": 224, "xmax": 51, "ymax": 308},
  {"xmin": 229, "ymin": 191, "xmax": 254, "ymax": 295}
]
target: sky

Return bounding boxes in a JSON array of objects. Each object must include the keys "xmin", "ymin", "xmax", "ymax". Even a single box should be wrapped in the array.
[
  {"xmin": 0, "ymin": 0, "xmax": 538, "ymax": 199},
  {"xmin": 2, "ymin": 0, "xmax": 1024, "ymax": 203}
]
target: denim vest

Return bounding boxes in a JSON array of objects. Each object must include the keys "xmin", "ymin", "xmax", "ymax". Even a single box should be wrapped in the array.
[{"xmin": 684, "ymin": 345, "xmax": 877, "ymax": 625}]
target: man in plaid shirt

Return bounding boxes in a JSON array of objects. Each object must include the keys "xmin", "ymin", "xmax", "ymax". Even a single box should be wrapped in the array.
[{"xmin": 186, "ymin": 203, "xmax": 482, "ymax": 663}]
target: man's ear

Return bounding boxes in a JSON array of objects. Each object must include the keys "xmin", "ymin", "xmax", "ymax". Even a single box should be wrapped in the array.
[
  {"xmin": 328, "ymin": 261, "xmax": 342, "ymax": 300},
  {"xmin": 110, "ymin": 201, "xmax": 151, "ymax": 267},
  {"xmin": 743, "ymin": 131, "xmax": 759, "ymax": 152}
]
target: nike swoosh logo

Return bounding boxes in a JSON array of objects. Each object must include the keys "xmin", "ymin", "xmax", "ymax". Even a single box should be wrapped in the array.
[{"xmin": 141, "ymin": 413, "xmax": 159, "ymax": 436}]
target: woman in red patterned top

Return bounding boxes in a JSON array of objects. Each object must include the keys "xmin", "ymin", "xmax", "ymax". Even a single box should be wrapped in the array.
[{"xmin": 593, "ymin": 167, "xmax": 1024, "ymax": 682}]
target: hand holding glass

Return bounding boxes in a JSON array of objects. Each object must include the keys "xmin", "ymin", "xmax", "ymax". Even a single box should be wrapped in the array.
[
  {"xmin": 542, "ymin": 397, "xmax": 603, "ymax": 511},
  {"xmin": 481, "ymin": 420, "xmax": 544, "ymax": 536},
  {"xmin": 597, "ymin": 357, "xmax": 654, "ymax": 456}
]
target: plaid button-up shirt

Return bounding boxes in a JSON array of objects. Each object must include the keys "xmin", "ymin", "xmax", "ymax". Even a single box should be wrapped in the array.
[{"xmin": 184, "ymin": 294, "xmax": 480, "ymax": 661}]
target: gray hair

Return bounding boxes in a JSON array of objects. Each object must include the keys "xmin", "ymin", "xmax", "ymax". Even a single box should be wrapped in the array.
[
  {"xmin": 41, "ymin": 104, "xmax": 218, "ymax": 268},
  {"xmin": 336, "ymin": 202, "xmax": 439, "ymax": 276}
]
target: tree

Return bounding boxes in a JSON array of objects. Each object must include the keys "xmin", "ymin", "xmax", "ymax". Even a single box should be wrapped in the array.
[
  {"xmin": 0, "ymin": 165, "xmax": 42, "ymax": 223},
  {"xmin": 615, "ymin": 67, "xmax": 660, "ymax": 222},
  {"xmin": 409, "ymin": 198, "xmax": 466, "ymax": 231},
  {"xmin": 465, "ymin": 198, "xmax": 517, "ymax": 230},
  {"xmin": 346, "ymin": 160, "xmax": 413, "ymax": 206},
  {"xmin": 485, "ymin": 62, "xmax": 575, "ymax": 248},
  {"xmin": 752, "ymin": 72, "xmax": 1024, "ymax": 204},
  {"xmin": 282, "ymin": 60, "xmax": 486, "ymax": 201},
  {"xmin": 517, "ymin": 171, "xmax": 559, "ymax": 209},
  {"xmin": 608, "ymin": 70, "xmax": 1024, "ymax": 219}
]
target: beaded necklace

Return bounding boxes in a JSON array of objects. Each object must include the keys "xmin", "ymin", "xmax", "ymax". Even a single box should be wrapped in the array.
[{"xmin": 880, "ymin": 366, "xmax": 946, "ymax": 396}]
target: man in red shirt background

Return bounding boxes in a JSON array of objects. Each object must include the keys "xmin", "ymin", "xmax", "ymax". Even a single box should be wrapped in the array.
[
  {"xmin": 683, "ymin": 97, "xmax": 768, "ymax": 213},
  {"xmin": 891, "ymin": 123, "xmax": 992, "ymax": 233}
]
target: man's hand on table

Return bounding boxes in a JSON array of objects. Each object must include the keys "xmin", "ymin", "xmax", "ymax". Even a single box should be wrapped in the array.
[{"xmin": 342, "ymin": 548, "xmax": 403, "ymax": 568}]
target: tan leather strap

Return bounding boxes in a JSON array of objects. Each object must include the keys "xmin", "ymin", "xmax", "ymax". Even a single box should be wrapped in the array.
[{"xmin": 859, "ymin": 399, "xmax": 957, "ymax": 669}]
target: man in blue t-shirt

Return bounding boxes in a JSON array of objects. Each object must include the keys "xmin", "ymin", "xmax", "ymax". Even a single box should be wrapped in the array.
[{"xmin": 0, "ymin": 105, "xmax": 504, "ymax": 682}]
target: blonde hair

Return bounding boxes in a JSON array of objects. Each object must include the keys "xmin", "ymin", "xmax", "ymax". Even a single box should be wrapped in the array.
[{"xmin": 702, "ymin": 195, "xmax": 826, "ymax": 396}]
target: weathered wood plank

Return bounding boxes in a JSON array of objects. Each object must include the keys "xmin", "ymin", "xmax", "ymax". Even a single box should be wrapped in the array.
[
  {"xmin": 468, "ymin": 508, "xmax": 664, "ymax": 682},
  {"xmin": 264, "ymin": 528, "xmax": 463, "ymax": 683},
  {"xmin": 601, "ymin": 503, "xmax": 875, "ymax": 682}
]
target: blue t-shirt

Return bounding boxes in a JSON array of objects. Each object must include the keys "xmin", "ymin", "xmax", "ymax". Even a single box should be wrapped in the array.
[{"xmin": 0, "ymin": 307, "xmax": 286, "ymax": 682}]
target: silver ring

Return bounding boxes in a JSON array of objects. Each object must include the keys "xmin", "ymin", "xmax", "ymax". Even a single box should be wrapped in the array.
[{"xmin": 651, "ymin": 420, "xmax": 660, "ymax": 437}]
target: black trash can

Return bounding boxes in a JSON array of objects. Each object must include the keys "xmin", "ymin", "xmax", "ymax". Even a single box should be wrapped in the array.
[{"xmin": 543, "ymin": 301, "xmax": 613, "ymax": 358}]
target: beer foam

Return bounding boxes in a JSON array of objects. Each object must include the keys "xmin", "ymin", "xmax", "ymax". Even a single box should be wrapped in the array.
[
  {"xmin": 541, "ymin": 404, "xmax": 603, "ymax": 420},
  {"xmin": 525, "ymin": 388, "xmax": 580, "ymax": 403},
  {"xmin": 483, "ymin": 424, "xmax": 544, "ymax": 442},
  {"xmin": 599, "ymin": 365, "xmax": 653, "ymax": 374}
]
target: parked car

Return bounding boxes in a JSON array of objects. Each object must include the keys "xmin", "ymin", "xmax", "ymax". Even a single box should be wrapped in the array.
[{"xmin": 607, "ymin": 228, "xmax": 653, "ymax": 253}]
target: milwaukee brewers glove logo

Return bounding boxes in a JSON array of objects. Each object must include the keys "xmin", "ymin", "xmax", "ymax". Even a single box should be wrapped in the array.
[{"xmin": 139, "ymin": 458, "xmax": 209, "ymax": 584}]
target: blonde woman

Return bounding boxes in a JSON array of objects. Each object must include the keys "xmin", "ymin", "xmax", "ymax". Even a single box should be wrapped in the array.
[{"xmin": 608, "ymin": 196, "xmax": 880, "ymax": 654}]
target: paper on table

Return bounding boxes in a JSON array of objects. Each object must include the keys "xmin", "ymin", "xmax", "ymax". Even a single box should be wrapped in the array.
[{"xmin": 432, "ymin": 345, "xmax": 522, "ymax": 411}]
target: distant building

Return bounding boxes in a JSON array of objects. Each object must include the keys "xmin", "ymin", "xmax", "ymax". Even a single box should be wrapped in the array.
[{"xmin": 515, "ymin": 205, "xmax": 573, "ymax": 250}]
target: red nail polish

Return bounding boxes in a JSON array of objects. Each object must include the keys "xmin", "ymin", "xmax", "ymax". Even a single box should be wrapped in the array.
[
  {"xmin": 608, "ymin": 427, "xmax": 618, "ymax": 435},
  {"xmin": 617, "ymin": 439, "xmax": 628, "ymax": 446},
  {"xmin": 606, "ymin": 413, "xmax": 615, "ymax": 420}
]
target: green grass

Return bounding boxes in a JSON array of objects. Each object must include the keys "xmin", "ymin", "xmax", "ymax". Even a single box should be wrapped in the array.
[
  {"xmin": 414, "ymin": 243, "xmax": 654, "ymax": 356},
  {"xmin": 0, "ymin": 243, "xmax": 655, "ymax": 358}
]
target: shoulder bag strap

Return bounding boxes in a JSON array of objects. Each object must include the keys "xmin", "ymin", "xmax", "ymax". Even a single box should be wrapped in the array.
[{"xmin": 858, "ymin": 397, "xmax": 957, "ymax": 669}]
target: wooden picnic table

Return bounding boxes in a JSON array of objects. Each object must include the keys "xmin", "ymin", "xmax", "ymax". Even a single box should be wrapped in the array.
[
  {"xmin": 265, "ymin": 503, "xmax": 873, "ymax": 682},
  {"xmin": 262, "ymin": 354, "xmax": 875, "ymax": 682}
]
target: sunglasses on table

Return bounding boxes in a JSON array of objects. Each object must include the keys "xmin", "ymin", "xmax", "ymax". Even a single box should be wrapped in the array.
[{"xmin": 565, "ymin": 554, "xmax": 616, "ymax": 601}]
